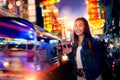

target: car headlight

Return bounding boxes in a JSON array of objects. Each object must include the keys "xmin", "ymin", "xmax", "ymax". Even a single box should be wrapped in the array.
[
  {"xmin": 62, "ymin": 54, "xmax": 69, "ymax": 61},
  {"xmin": 23, "ymin": 73, "xmax": 37, "ymax": 80}
]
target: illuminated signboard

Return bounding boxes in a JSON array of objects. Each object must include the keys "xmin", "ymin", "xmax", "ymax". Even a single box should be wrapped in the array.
[
  {"xmin": 28, "ymin": 0, "xmax": 36, "ymax": 22},
  {"xmin": 87, "ymin": 0, "xmax": 105, "ymax": 35}
]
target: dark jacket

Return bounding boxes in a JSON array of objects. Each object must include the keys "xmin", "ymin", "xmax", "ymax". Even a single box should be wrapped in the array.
[{"xmin": 68, "ymin": 37, "xmax": 104, "ymax": 80}]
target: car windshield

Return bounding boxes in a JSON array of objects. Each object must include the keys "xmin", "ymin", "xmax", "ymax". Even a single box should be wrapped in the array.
[{"xmin": 0, "ymin": 17, "xmax": 36, "ymax": 50}]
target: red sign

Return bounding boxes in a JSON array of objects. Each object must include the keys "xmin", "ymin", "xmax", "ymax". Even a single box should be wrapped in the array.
[{"xmin": 0, "ymin": 0, "xmax": 3, "ymax": 2}]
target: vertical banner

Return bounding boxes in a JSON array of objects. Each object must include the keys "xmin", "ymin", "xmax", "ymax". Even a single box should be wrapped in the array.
[{"xmin": 28, "ymin": 0, "xmax": 36, "ymax": 23}]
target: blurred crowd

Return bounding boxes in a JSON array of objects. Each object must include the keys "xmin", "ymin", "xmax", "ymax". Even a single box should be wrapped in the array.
[{"xmin": 94, "ymin": 35, "xmax": 120, "ymax": 80}]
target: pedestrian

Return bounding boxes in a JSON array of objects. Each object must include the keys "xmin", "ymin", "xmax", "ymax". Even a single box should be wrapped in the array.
[
  {"xmin": 63, "ymin": 17, "xmax": 104, "ymax": 80},
  {"xmin": 39, "ymin": 39, "xmax": 55, "ymax": 64},
  {"xmin": 114, "ymin": 44, "xmax": 120, "ymax": 80}
]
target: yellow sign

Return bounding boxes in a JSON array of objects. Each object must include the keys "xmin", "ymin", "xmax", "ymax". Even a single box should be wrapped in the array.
[
  {"xmin": 40, "ymin": 0, "xmax": 60, "ymax": 6},
  {"xmin": 89, "ymin": 19, "xmax": 105, "ymax": 28},
  {"xmin": 91, "ymin": 28, "xmax": 104, "ymax": 36},
  {"xmin": 44, "ymin": 25, "xmax": 52, "ymax": 32}
]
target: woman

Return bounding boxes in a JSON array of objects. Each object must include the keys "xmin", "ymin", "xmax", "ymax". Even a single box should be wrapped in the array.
[{"xmin": 63, "ymin": 17, "xmax": 104, "ymax": 80}]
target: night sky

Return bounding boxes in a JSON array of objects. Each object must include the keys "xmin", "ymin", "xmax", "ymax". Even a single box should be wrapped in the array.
[{"xmin": 55, "ymin": 0, "xmax": 87, "ymax": 27}]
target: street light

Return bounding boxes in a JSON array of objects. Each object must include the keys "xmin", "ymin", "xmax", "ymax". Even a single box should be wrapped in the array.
[
  {"xmin": 8, "ymin": 3, "xmax": 13, "ymax": 10},
  {"xmin": 16, "ymin": 0, "xmax": 21, "ymax": 6}
]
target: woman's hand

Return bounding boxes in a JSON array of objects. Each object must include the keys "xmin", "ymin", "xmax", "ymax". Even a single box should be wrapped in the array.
[{"xmin": 63, "ymin": 44, "xmax": 72, "ymax": 55}]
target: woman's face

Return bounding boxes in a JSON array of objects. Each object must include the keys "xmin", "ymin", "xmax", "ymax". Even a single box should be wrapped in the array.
[{"xmin": 74, "ymin": 20, "xmax": 85, "ymax": 36}]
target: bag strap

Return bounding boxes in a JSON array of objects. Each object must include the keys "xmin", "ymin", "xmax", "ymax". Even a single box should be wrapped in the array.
[{"xmin": 88, "ymin": 39, "xmax": 95, "ymax": 58}]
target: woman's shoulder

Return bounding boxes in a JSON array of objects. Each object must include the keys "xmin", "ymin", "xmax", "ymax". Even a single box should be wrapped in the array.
[
  {"xmin": 89, "ymin": 37, "xmax": 97, "ymax": 42},
  {"xmin": 89, "ymin": 37, "xmax": 100, "ymax": 46}
]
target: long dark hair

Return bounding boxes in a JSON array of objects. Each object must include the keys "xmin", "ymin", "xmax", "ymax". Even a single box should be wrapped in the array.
[{"xmin": 74, "ymin": 17, "xmax": 92, "ymax": 45}]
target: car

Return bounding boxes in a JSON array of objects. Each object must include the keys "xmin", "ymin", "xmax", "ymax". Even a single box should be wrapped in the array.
[{"xmin": 0, "ymin": 17, "xmax": 61, "ymax": 80}]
